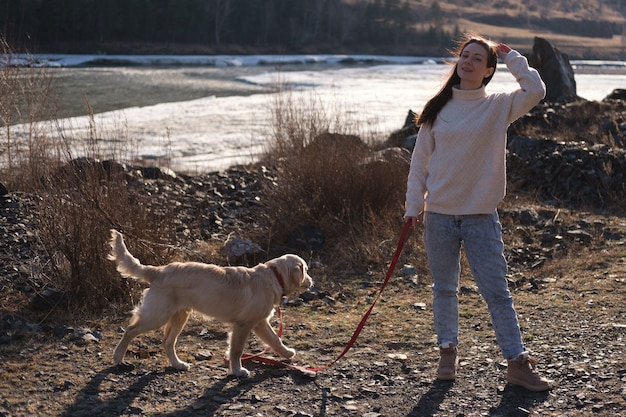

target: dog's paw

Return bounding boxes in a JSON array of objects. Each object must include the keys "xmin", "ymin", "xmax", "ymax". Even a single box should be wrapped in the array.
[
  {"xmin": 230, "ymin": 367, "xmax": 251, "ymax": 378},
  {"xmin": 283, "ymin": 347, "xmax": 296, "ymax": 359},
  {"xmin": 172, "ymin": 361, "xmax": 191, "ymax": 371},
  {"xmin": 113, "ymin": 350, "xmax": 125, "ymax": 365}
]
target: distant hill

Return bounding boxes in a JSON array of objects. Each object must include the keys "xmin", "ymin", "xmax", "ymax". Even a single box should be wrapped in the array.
[{"xmin": 418, "ymin": 0, "xmax": 626, "ymax": 58}]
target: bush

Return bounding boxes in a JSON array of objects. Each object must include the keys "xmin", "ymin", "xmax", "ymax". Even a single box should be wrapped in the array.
[
  {"xmin": 261, "ymin": 88, "xmax": 419, "ymax": 268},
  {"xmin": 34, "ymin": 158, "xmax": 177, "ymax": 314},
  {"xmin": 0, "ymin": 41, "xmax": 175, "ymax": 316}
]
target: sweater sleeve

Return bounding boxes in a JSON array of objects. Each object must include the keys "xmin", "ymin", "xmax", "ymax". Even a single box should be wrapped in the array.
[
  {"xmin": 404, "ymin": 124, "xmax": 434, "ymax": 218},
  {"xmin": 502, "ymin": 50, "xmax": 546, "ymax": 124}
]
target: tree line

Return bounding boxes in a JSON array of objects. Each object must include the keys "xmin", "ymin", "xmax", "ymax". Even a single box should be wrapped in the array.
[{"xmin": 0, "ymin": 0, "xmax": 459, "ymax": 53}]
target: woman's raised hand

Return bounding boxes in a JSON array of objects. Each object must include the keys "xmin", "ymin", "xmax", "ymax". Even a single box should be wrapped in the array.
[{"xmin": 496, "ymin": 43, "xmax": 512, "ymax": 60}]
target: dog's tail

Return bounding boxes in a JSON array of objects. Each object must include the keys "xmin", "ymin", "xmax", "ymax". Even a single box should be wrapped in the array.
[{"xmin": 107, "ymin": 230, "xmax": 156, "ymax": 284}]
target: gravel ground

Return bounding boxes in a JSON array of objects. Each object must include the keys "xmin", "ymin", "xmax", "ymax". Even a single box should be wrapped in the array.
[{"xmin": 1, "ymin": 182, "xmax": 625, "ymax": 417}]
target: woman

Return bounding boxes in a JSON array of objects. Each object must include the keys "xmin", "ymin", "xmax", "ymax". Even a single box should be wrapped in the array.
[{"xmin": 404, "ymin": 34, "xmax": 553, "ymax": 391}]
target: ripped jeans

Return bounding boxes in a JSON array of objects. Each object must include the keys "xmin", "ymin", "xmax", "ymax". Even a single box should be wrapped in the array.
[{"xmin": 423, "ymin": 211, "xmax": 525, "ymax": 360}]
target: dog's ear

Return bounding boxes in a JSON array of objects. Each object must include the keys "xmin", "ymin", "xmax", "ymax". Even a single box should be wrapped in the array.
[
  {"xmin": 288, "ymin": 258, "xmax": 305, "ymax": 286},
  {"xmin": 288, "ymin": 256, "xmax": 312, "ymax": 289}
]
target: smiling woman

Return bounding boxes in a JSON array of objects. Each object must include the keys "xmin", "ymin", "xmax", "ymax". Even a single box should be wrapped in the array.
[
  {"xmin": 404, "ymin": 32, "xmax": 554, "ymax": 392},
  {"xmin": 456, "ymin": 41, "xmax": 497, "ymax": 90},
  {"xmin": 414, "ymin": 36, "xmax": 499, "ymax": 127}
]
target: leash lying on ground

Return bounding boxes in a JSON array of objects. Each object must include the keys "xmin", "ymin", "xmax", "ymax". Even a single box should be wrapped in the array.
[{"xmin": 238, "ymin": 220, "xmax": 413, "ymax": 377}]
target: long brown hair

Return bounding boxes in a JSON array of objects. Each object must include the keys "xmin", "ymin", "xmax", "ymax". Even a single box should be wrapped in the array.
[{"xmin": 415, "ymin": 34, "xmax": 498, "ymax": 127}]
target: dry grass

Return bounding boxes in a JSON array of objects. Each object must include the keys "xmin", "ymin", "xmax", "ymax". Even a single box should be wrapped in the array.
[
  {"xmin": 0, "ymin": 43, "xmax": 177, "ymax": 316},
  {"xmin": 261, "ymin": 88, "xmax": 418, "ymax": 269},
  {"xmin": 32, "ymin": 159, "xmax": 174, "ymax": 315},
  {"xmin": 0, "ymin": 40, "xmax": 59, "ymax": 191}
]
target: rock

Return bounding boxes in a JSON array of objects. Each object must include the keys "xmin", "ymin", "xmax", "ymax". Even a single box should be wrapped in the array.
[
  {"xmin": 140, "ymin": 166, "xmax": 177, "ymax": 180},
  {"xmin": 52, "ymin": 324, "xmax": 74, "ymax": 338},
  {"xmin": 285, "ymin": 225, "xmax": 325, "ymax": 251},
  {"xmin": 566, "ymin": 229, "xmax": 593, "ymax": 244},
  {"xmin": 70, "ymin": 327, "xmax": 102, "ymax": 344},
  {"xmin": 385, "ymin": 110, "xmax": 419, "ymax": 148},
  {"xmin": 507, "ymin": 207, "xmax": 540, "ymax": 226},
  {"xmin": 401, "ymin": 264, "xmax": 418, "ymax": 276},
  {"xmin": 31, "ymin": 287, "xmax": 67, "ymax": 311},
  {"xmin": 370, "ymin": 147, "xmax": 411, "ymax": 167},
  {"xmin": 526, "ymin": 36, "xmax": 577, "ymax": 102},
  {"xmin": 116, "ymin": 362, "xmax": 135, "ymax": 372},
  {"xmin": 604, "ymin": 88, "xmax": 626, "ymax": 101},
  {"xmin": 603, "ymin": 230, "xmax": 623, "ymax": 241},
  {"xmin": 299, "ymin": 286, "xmax": 327, "ymax": 302},
  {"xmin": 193, "ymin": 350, "xmax": 213, "ymax": 361},
  {"xmin": 221, "ymin": 236, "xmax": 263, "ymax": 264},
  {"xmin": 507, "ymin": 135, "xmax": 626, "ymax": 208}
]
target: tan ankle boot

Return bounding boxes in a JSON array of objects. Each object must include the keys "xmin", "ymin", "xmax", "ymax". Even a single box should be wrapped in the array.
[
  {"xmin": 437, "ymin": 344, "xmax": 457, "ymax": 381},
  {"xmin": 507, "ymin": 352, "xmax": 554, "ymax": 391}
]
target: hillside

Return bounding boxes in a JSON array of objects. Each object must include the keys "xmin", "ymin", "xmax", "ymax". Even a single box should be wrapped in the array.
[{"xmin": 415, "ymin": 0, "xmax": 626, "ymax": 58}]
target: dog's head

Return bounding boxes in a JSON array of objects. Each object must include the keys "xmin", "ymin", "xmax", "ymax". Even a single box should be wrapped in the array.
[{"xmin": 267, "ymin": 254, "xmax": 313, "ymax": 297}]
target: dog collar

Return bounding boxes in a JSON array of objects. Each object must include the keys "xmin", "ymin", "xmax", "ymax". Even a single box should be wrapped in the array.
[{"xmin": 270, "ymin": 265, "xmax": 286, "ymax": 296}]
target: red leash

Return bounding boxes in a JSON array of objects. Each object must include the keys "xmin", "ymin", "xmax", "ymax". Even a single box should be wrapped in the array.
[{"xmin": 239, "ymin": 220, "xmax": 413, "ymax": 377}]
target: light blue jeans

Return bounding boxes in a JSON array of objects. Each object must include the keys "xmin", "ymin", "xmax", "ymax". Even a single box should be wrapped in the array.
[{"xmin": 423, "ymin": 211, "xmax": 524, "ymax": 360}]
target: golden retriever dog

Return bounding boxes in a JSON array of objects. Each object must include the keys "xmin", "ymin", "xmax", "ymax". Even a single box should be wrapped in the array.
[{"xmin": 107, "ymin": 230, "xmax": 313, "ymax": 377}]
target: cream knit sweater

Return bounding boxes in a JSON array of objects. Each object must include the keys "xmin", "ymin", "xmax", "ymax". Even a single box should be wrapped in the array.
[{"xmin": 404, "ymin": 50, "xmax": 546, "ymax": 217}]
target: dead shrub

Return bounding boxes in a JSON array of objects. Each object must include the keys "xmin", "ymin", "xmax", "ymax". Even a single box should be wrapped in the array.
[
  {"xmin": 0, "ymin": 40, "xmax": 175, "ymax": 317},
  {"xmin": 34, "ymin": 157, "xmax": 175, "ymax": 315},
  {"xmin": 262, "ymin": 89, "xmax": 414, "ymax": 270}
]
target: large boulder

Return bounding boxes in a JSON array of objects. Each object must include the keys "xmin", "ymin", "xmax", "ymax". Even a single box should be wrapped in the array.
[
  {"xmin": 525, "ymin": 37, "xmax": 578, "ymax": 103},
  {"xmin": 385, "ymin": 110, "xmax": 419, "ymax": 149}
]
